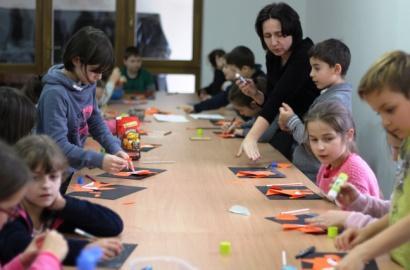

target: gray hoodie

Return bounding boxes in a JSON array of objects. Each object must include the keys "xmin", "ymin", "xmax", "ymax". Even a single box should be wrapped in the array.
[
  {"xmin": 37, "ymin": 64, "xmax": 122, "ymax": 172},
  {"xmin": 286, "ymin": 82, "xmax": 353, "ymax": 181}
]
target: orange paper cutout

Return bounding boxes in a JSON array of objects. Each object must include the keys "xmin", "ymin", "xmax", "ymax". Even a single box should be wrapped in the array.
[
  {"xmin": 265, "ymin": 186, "xmax": 314, "ymax": 198},
  {"xmin": 217, "ymin": 132, "xmax": 236, "ymax": 138},
  {"xmin": 122, "ymin": 201, "xmax": 136, "ymax": 205},
  {"xmin": 144, "ymin": 107, "xmax": 170, "ymax": 116},
  {"xmin": 301, "ymin": 254, "xmax": 341, "ymax": 270},
  {"xmin": 277, "ymin": 162, "xmax": 292, "ymax": 169},
  {"xmin": 236, "ymin": 170, "xmax": 275, "ymax": 178},
  {"xmin": 70, "ymin": 181, "xmax": 115, "ymax": 198},
  {"xmin": 275, "ymin": 213, "xmax": 298, "ymax": 221},
  {"xmin": 282, "ymin": 224, "xmax": 325, "ymax": 234},
  {"xmin": 115, "ymin": 172, "xmax": 132, "ymax": 177},
  {"xmin": 114, "ymin": 170, "xmax": 155, "ymax": 177}
]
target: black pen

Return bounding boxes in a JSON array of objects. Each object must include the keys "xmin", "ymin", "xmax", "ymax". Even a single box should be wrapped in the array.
[{"xmin": 295, "ymin": 246, "xmax": 315, "ymax": 259}]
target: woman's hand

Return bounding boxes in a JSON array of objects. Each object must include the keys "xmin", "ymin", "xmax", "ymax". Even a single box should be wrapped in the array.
[{"xmin": 236, "ymin": 136, "xmax": 260, "ymax": 160}]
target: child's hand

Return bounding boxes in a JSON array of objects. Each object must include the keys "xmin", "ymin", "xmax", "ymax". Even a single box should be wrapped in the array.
[
  {"xmin": 178, "ymin": 105, "xmax": 194, "ymax": 113},
  {"xmin": 236, "ymin": 79, "xmax": 258, "ymax": 99},
  {"xmin": 336, "ymin": 183, "xmax": 360, "ymax": 207},
  {"xmin": 39, "ymin": 230, "xmax": 68, "ymax": 261},
  {"xmin": 335, "ymin": 228, "xmax": 367, "ymax": 251},
  {"xmin": 199, "ymin": 89, "xmax": 211, "ymax": 101},
  {"xmin": 48, "ymin": 192, "xmax": 66, "ymax": 210},
  {"xmin": 86, "ymin": 238, "xmax": 123, "ymax": 261},
  {"xmin": 278, "ymin": 103, "xmax": 294, "ymax": 131},
  {"xmin": 305, "ymin": 210, "xmax": 351, "ymax": 229},
  {"xmin": 336, "ymin": 247, "xmax": 367, "ymax": 270},
  {"xmin": 108, "ymin": 67, "xmax": 122, "ymax": 85},
  {"xmin": 234, "ymin": 129, "xmax": 244, "ymax": 137},
  {"xmin": 102, "ymin": 154, "xmax": 128, "ymax": 174},
  {"xmin": 115, "ymin": 150, "xmax": 129, "ymax": 161},
  {"xmin": 386, "ymin": 132, "xmax": 402, "ymax": 161}
]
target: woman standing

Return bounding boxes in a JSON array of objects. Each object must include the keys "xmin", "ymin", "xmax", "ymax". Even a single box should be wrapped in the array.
[{"xmin": 237, "ymin": 2, "xmax": 318, "ymax": 160}]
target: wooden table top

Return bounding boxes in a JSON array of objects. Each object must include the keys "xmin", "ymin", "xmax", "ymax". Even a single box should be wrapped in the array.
[{"xmin": 68, "ymin": 92, "xmax": 402, "ymax": 270}]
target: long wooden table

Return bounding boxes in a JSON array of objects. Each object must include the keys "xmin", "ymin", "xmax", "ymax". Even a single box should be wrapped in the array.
[{"xmin": 70, "ymin": 92, "xmax": 402, "ymax": 269}]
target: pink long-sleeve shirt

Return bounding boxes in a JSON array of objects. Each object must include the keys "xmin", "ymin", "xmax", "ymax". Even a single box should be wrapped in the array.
[
  {"xmin": 316, "ymin": 153, "xmax": 380, "ymax": 197},
  {"xmin": 1, "ymin": 252, "xmax": 61, "ymax": 270}
]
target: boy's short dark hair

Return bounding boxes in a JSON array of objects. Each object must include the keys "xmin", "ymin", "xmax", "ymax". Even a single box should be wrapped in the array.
[
  {"xmin": 308, "ymin": 39, "xmax": 351, "ymax": 76},
  {"xmin": 228, "ymin": 84, "xmax": 254, "ymax": 107},
  {"xmin": 208, "ymin": 49, "xmax": 225, "ymax": 68},
  {"xmin": 225, "ymin": 46, "xmax": 255, "ymax": 69},
  {"xmin": 124, "ymin": 46, "xmax": 141, "ymax": 60},
  {"xmin": 63, "ymin": 26, "xmax": 114, "ymax": 74},
  {"xmin": 255, "ymin": 2, "xmax": 302, "ymax": 51}
]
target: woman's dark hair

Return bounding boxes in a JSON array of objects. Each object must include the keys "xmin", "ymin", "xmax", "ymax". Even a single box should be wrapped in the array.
[
  {"xmin": 208, "ymin": 49, "xmax": 225, "ymax": 68},
  {"xmin": 255, "ymin": 2, "xmax": 302, "ymax": 51},
  {"xmin": 0, "ymin": 86, "xmax": 36, "ymax": 144},
  {"xmin": 0, "ymin": 139, "xmax": 31, "ymax": 201},
  {"xmin": 63, "ymin": 26, "xmax": 114, "ymax": 75},
  {"xmin": 15, "ymin": 135, "xmax": 68, "ymax": 174}
]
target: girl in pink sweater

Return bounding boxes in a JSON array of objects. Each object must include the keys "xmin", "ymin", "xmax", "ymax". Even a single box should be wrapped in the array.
[
  {"xmin": 0, "ymin": 141, "xmax": 67, "ymax": 270},
  {"xmin": 304, "ymin": 102, "xmax": 381, "ymax": 198}
]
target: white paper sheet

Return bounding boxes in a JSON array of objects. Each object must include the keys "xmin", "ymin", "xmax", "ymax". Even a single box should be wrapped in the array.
[
  {"xmin": 153, "ymin": 114, "xmax": 189, "ymax": 123},
  {"xmin": 189, "ymin": 113, "xmax": 225, "ymax": 120}
]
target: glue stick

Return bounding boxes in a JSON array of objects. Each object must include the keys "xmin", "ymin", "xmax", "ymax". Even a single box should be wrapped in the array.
[{"xmin": 327, "ymin": 172, "xmax": 348, "ymax": 201}]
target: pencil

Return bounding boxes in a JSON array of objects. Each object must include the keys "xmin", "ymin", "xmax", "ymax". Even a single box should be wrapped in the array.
[
  {"xmin": 85, "ymin": 174, "xmax": 97, "ymax": 182},
  {"xmin": 280, "ymin": 208, "xmax": 310, "ymax": 215},
  {"xmin": 74, "ymin": 228, "xmax": 97, "ymax": 240},
  {"xmin": 164, "ymin": 131, "xmax": 172, "ymax": 136}
]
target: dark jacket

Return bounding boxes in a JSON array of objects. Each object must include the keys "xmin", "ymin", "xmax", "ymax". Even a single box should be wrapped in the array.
[
  {"xmin": 0, "ymin": 196, "xmax": 123, "ymax": 266},
  {"xmin": 194, "ymin": 67, "xmax": 266, "ymax": 113},
  {"xmin": 260, "ymin": 38, "xmax": 319, "ymax": 123}
]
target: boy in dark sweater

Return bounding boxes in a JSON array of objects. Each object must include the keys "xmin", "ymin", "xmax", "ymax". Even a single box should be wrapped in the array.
[{"xmin": 180, "ymin": 45, "xmax": 266, "ymax": 114}]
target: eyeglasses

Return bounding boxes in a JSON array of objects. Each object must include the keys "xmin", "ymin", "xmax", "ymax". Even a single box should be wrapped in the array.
[{"xmin": 0, "ymin": 206, "xmax": 19, "ymax": 220}]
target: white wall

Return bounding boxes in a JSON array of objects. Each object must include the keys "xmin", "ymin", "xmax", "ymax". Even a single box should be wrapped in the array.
[
  {"xmin": 304, "ymin": 0, "xmax": 410, "ymax": 194},
  {"xmin": 202, "ymin": 0, "xmax": 410, "ymax": 195}
]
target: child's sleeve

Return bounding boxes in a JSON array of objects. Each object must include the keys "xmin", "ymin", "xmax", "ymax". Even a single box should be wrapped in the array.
[
  {"xmin": 259, "ymin": 115, "xmax": 279, "ymax": 143},
  {"xmin": 0, "ymin": 219, "xmax": 32, "ymax": 265},
  {"xmin": 62, "ymin": 238, "xmax": 89, "ymax": 266},
  {"xmin": 28, "ymin": 252, "xmax": 62, "ymax": 270},
  {"xmin": 286, "ymin": 114, "xmax": 306, "ymax": 144},
  {"xmin": 37, "ymin": 89, "xmax": 105, "ymax": 169},
  {"xmin": 344, "ymin": 193, "xmax": 390, "ymax": 218},
  {"xmin": 193, "ymin": 89, "xmax": 230, "ymax": 113},
  {"xmin": 344, "ymin": 212, "xmax": 379, "ymax": 229},
  {"xmin": 57, "ymin": 196, "xmax": 123, "ymax": 237},
  {"xmin": 87, "ymin": 98, "xmax": 122, "ymax": 155}
]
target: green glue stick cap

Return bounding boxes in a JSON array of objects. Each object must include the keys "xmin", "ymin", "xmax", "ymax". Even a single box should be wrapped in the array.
[
  {"xmin": 196, "ymin": 128, "xmax": 203, "ymax": 137},
  {"xmin": 219, "ymin": 241, "xmax": 231, "ymax": 255},
  {"xmin": 327, "ymin": 226, "xmax": 339, "ymax": 238}
]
